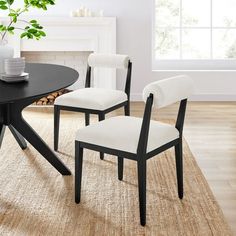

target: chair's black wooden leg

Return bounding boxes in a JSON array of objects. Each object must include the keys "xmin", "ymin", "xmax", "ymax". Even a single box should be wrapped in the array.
[
  {"xmin": 137, "ymin": 158, "xmax": 147, "ymax": 226},
  {"xmin": 98, "ymin": 113, "xmax": 105, "ymax": 160},
  {"xmin": 8, "ymin": 125, "xmax": 27, "ymax": 150},
  {"xmin": 54, "ymin": 105, "xmax": 60, "ymax": 151},
  {"xmin": 124, "ymin": 103, "xmax": 130, "ymax": 116},
  {"xmin": 0, "ymin": 124, "xmax": 6, "ymax": 149},
  {"xmin": 118, "ymin": 156, "xmax": 124, "ymax": 181},
  {"xmin": 85, "ymin": 113, "xmax": 90, "ymax": 126},
  {"xmin": 75, "ymin": 141, "xmax": 83, "ymax": 204},
  {"xmin": 175, "ymin": 140, "xmax": 183, "ymax": 199}
]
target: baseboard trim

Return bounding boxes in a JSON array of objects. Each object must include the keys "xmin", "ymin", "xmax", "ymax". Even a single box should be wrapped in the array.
[
  {"xmin": 131, "ymin": 93, "xmax": 236, "ymax": 102},
  {"xmin": 189, "ymin": 94, "xmax": 236, "ymax": 101}
]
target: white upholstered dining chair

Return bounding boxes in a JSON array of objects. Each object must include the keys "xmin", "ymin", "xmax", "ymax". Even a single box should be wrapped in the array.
[
  {"xmin": 54, "ymin": 53, "xmax": 132, "ymax": 161},
  {"xmin": 74, "ymin": 75, "xmax": 194, "ymax": 226}
]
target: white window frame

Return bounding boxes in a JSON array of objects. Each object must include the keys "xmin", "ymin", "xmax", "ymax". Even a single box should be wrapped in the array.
[{"xmin": 152, "ymin": 0, "xmax": 236, "ymax": 71}]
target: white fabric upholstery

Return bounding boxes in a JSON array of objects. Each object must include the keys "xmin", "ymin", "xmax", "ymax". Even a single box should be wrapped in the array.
[
  {"xmin": 88, "ymin": 53, "xmax": 130, "ymax": 69},
  {"xmin": 54, "ymin": 88, "xmax": 127, "ymax": 110},
  {"xmin": 76, "ymin": 116, "xmax": 179, "ymax": 154},
  {"xmin": 143, "ymin": 75, "xmax": 194, "ymax": 109}
]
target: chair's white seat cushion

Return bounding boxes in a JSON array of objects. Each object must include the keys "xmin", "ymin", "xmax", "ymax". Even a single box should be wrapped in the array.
[
  {"xmin": 55, "ymin": 88, "xmax": 128, "ymax": 110},
  {"xmin": 76, "ymin": 116, "xmax": 179, "ymax": 154}
]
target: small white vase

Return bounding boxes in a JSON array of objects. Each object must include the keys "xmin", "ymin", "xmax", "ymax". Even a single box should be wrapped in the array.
[{"xmin": 0, "ymin": 40, "xmax": 14, "ymax": 74}]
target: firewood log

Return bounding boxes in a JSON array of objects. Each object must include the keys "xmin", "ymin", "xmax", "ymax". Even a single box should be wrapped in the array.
[
  {"xmin": 40, "ymin": 97, "xmax": 48, "ymax": 102},
  {"xmin": 47, "ymin": 95, "xmax": 55, "ymax": 99},
  {"xmin": 52, "ymin": 92, "xmax": 58, "ymax": 97}
]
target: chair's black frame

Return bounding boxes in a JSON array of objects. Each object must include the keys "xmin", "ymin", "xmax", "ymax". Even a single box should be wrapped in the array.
[
  {"xmin": 74, "ymin": 93, "xmax": 188, "ymax": 226},
  {"xmin": 54, "ymin": 60, "xmax": 132, "ymax": 161}
]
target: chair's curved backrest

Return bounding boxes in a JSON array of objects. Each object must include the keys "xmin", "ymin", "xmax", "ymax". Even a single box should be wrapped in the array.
[
  {"xmin": 142, "ymin": 75, "xmax": 194, "ymax": 109},
  {"xmin": 88, "ymin": 53, "xmax": 130, "ymax": 69}
]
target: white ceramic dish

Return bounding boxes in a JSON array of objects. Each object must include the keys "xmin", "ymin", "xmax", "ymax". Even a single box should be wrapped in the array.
[
  {"xmin": 4, "ymin": 58, "xmax": 25, "ymax": 71},
  {"xmin": 5, "ymin": 67, "xmax": 25, "ymax": 76},
  {"xmin": 4, "ymin": 57, "xmax": 25, "ymax": 76},
  {"xmin": 0, "ymin": 73, "xmax": 29, "ymax": 83},
  {"xmin": 5, "ymin": 61, "xmax": 25, "ymax": 65},
  {"xmin": 1, "ymin": 72, "xmax": 28, "ymax": 78},
  {"xmin": 5, "ymin": 63, "xmax": 25, "ymax": 67},
  {"xmin": 5, "ymin": 64, "xmax": 25, "ymax": 68},
  {"xmin": 5, "ymin": 57, "xmax": 25, "ymax": 62},
  {"xmin": 5, "ymin": 58, "xmax": 25, "ymax": 61},
  {"xmin": 5, "ymin": 62, "xmax": 25, "ymax": 65}
]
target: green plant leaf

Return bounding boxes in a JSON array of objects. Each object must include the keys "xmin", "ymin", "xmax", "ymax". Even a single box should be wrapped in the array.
[
  {"xmin": 27, "ymin": 32, "xmax": 33, "ymax": 39},
  {"xmin": 28, "ymin": 28, "xmax": 37, "ymax": 34},
  {"xmin": 30, "ymin": 19, "xmax": 37, "ymax": 23},
  {"xmin": 20, "ymin": 32, "xmax": 28, "ymax": 38},
  {"xmin": 32, "ymin": 23, "xmax": 43, "ymax": 29},
  {"xmin": 7, "ymin": 26, "xmax": 14, "ymax": 31},
  {"xmin": 6, "ymin": 0, "xmax": 14, "ymax": 5},
  {"xmin": 0, "ymin": 25, "xmax": 6, "ymax": 31},
  {"xmin": 1, "ymin": 0, "xmax": 56, "ymax": 41},
  {"xmin": 12, "ymin": 15, "xmax": 17, "ymax": 23},
  {"xmin": 0, "ymin": 5, "xmax": 8, "ymax": 10},
  {"xmin": 39, "ymin": 30, "xmax": 46, "ymax": 36}
]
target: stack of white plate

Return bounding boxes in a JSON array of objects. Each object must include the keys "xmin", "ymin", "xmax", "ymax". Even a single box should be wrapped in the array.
[
  {"xmin": 0, "ymin": 73, "xmax": 29, "ymax": 83},
  {"xmin": 0, "ymin": 57, "xmax": 28, "ymax": 83}
]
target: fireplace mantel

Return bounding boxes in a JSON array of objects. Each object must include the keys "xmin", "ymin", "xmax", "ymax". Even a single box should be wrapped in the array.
[{"xmin": 2, "ymin": 17, "xmax": 116, "ymax": 89}]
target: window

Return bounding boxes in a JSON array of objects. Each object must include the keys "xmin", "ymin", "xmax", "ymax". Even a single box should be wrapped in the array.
[{"xmin": 153, "ymin": 0, "xmax": 236, "ymax": 70}]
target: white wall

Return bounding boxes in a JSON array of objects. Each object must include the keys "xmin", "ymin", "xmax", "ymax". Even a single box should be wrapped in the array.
[{"xmin": 12, "ymin": 0, "xmax": 236, "ymax": 101}]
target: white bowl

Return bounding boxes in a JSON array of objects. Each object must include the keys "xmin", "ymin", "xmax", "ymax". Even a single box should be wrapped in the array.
[
  {"xmin": 5, "ymin": 63, "xmax": 25, "ymax": 68},
  {"xmin": 5, "ymin": 63, "xmax": 25, "ymax": 67},
  {"xmin": 4, "ymin": 61, "xmax": 25, "ymax": 65},
  {"xmin": 5, "ymin": 67, "xmax": 25, "ymax": 76},
  {"xmin": 5, "ymin": 67, "xmax": 25, "ymax": 72},
  {"xmin": 5, "ymin": 59, "xmax": 25, "ymax": 62},
  {"xmin": 5, "ymin": 62, "xmax": 25, "ymax": 66},
  {"xmin": 5, "ymin": 61, "xmax": 25, "ymax": 65},
  {"xmin": 5, "ymin": 57, "xmax": 25, "ymax": 62},
  {"xmin": 5, "ymin": 61, "xmax": 25, "ymax": 64},
  {"xmin": 5, "ymin": 64, "xmax": 25, "ymax": 69}
]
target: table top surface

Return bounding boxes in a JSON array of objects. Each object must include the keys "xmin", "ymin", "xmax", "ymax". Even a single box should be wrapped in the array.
[{"xmin": 0, "ymin": 63, "xmax": 79, "ymax": 104}]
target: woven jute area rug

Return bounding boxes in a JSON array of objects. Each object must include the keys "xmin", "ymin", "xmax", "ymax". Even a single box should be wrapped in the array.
[{"xmin": 0, "ymin": 109, "xmax": 232, "ymax": 236}]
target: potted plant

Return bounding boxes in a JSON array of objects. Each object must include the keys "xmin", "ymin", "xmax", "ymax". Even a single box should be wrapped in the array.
[{"xmin": 0, "ymin": 0, "xmax": 55, "ymax": 74}]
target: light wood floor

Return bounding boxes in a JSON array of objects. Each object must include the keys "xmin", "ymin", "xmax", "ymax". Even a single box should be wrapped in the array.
[
  {"xmin": 29, "ymin": 102, "xmax": 236, "ymax": 234},
  {"xmin": 127, "ymin": 101, "xmax": 236, "ymax": 234}
]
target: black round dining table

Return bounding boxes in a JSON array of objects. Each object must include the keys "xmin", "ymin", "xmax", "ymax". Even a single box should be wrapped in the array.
[{"xmin": 0, "ymin": 63, "xmax": 79, "ymax": 175}]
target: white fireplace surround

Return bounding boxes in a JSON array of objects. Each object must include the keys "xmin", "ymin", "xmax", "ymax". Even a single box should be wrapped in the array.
[{"xmin": 2, "ymin": 17, "xmax": 116, "ymax": 89}]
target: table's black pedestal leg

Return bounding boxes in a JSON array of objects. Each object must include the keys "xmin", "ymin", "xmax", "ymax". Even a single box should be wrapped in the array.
[
  {"xmin": 11, "ymin": 114, "xmax": 71, "ymax": 175},
  {"xmin": 8, "ymin": 125, "xmax": 27, "ymax": 150},
  {"xmin": 0, "ymin": 124, "xmax": 6, "ymax": 149},
  {"xmin": 1, "ymin": 100, "xmax": 71, "ymax": 175}
]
